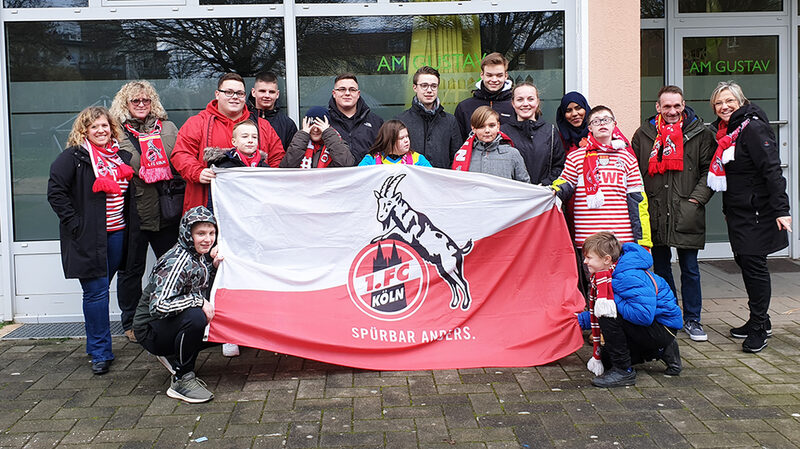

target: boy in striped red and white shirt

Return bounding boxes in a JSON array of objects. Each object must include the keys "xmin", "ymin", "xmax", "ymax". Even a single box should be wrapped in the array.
[{"xmin": 552, "ymin": 105, "xmax": 651, "ymax": 250}]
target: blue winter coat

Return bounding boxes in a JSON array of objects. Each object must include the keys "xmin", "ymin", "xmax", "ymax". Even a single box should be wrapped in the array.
[{"xmin": 612, "ymin": 243, "xmax": 683, "ymax": 330}]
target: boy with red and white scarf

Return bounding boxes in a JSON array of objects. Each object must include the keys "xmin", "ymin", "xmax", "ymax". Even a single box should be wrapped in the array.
[
  {"xmin": 552, "ymin": 106, "xmax": 652, "ymax": 250},
  {"xmin": 280, "ymin": 107, "xmax": 355, "ymax": 169},
  {"xmin": 579, "ymin": 232, "xmax": 683, "ymax": 388}
]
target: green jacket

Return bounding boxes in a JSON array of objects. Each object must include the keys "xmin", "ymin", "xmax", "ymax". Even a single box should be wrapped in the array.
[
  {"xmin": 631, "ymin": 109, "xmax": 715, "ymax": 249},
  {"xmin": 118, "ymin": 117, "xmax": 179, "ymax": 232}
]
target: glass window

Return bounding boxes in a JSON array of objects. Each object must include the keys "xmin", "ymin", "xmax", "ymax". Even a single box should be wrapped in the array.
[
  {"xmin": 3, "ymin": 0, "xmax": 86, "ymax": 7},
  {"xmin": 641, "ymin": 0, "xmax": 665, "ymax": 18},
  {"xmin": 640, "ymin": 29, "xmax": 665, "ymax": 122},
  {"xmin": 201, "ymin": 0, "xmax": 278, "ymax": 4},
  {"xmin": 679, "ymin": 0, "xmax": 782, "ymax": 13},
  {"xmin": 297, "ymin": 12, "xmax": 565, "ymax": 120},
  {"xmin": 5, "ymin": 18, "xmax": 285, "ymax": 241}
]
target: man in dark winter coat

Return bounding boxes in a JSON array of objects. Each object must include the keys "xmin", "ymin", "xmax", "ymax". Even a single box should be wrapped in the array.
[
  {"xmin": 394, "ymin": 66, "xmax": 462, "ymax": 169},
  {"xmin": 327, "ymin": 73, "xmax": 384, "ymax": 162},
  {"xmin": 631, "ymin": 85, "xmax": 716, "ymax": 343},
  {"xmin": 453, "ymin": 52, "xmax": 515, "ymax": 141},
  {"xmin": 247, "ymin": 71, "xmax": 298, "ymax": 151}
]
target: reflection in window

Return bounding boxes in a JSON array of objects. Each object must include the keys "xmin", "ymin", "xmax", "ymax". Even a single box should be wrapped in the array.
[
  {"xmin": 640, "ymin": 29, "xmax": 665, "ymax": 122},
  {"xmin": 641, "ymin": 0, "xmax": 665, "ymax": 18},
  {"xmin": 3, "ymin": 0, "xmax": 86, "ymax": 7},
  {"xmin": 679, "ymin": 0, "xmax": 782, "ymax": 13},
  {"xmin": 201, "ymin": 0, "xmax": 279, "ymax": 4},
  {"xmin": 297, "ymin": 12, "xmax": 564, "ymax": 120},
  {"xmin": 5, "ymin": 19, "xmax": 285, "ymax": 241}
]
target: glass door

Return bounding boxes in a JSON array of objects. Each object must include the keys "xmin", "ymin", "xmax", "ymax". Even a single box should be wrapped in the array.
[{"xmin": 673, "ymin": 27, "xmax": 790, "ymax": 258}]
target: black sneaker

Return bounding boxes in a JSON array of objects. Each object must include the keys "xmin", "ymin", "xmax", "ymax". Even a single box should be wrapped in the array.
[
  {"xmin": 730, "ymin": 318, "xmax": 772, "ymax": 339},
  {"xmin": 660, "ymin": 339, "xmax": 682, "ymax": 376},
  {"xmin": 742, "ymin": 328, "xmax": 768, "ymax": 353},
  {"xmin": 591, "ymin": 367, "xmax": 636, "ymax": 388}
]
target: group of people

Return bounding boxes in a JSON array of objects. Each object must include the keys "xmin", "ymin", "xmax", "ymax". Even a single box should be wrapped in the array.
[{"xmin": 46, "ymin": 51, "xmax": 791, "ymax": 401}]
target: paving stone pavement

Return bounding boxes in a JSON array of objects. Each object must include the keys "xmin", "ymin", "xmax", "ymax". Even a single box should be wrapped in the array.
[{"xmin": 2, "ymin": 261, "xmax": 800, "ymax": 448}]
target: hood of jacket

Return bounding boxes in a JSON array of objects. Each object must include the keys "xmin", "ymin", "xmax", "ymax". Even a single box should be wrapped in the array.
[
  {"xmin": 328, "ymin": 96, "xmax": 372, "ymax": 124},
  {"xmin": 203, "ymin": 146, "xmax": 267, "ymax": 165},
  {"xmin": 615, "ymin": 242, "xmax": 653, "ymax": 273},
  {"xmin": 178, "ymin": 206, "xmax": 217, "ymax": 255},
  {"xmin": 472, "ymin": 80, "xmax": 513, "ymax": 102},
  {"xmin": 200, "ymin": 99, "xmax": 252, "ymax": 126},
  {"xmin": 726, "ymin": 102, "xmax": 769, "ymax": 130}
]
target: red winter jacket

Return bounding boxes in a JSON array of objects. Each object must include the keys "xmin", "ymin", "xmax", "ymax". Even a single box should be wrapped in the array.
[{"xmin": 172, "ymin": 100, "xmax": 285, "ymax": 213}]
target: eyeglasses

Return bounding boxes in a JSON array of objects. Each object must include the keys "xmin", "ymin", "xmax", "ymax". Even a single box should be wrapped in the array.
[
  {"xmin": 589, "ymin": 117, "xmax": 615, "ymax": 126},
  {"xmin": 713, "ymin": 98, "xmax": 739, "ymax": 108},
  {"xmin": 334, "ymin": 87, "xmax": 360, "ymax": 94},
  {"xmin": 217, "ymin": 89, "xmax": 246, "ymax": 99},
  {"xmin": 416, "ymin": 83, "xmax": 438, "ymax": 91},
  {"xmin": 129, "ymin": 98, "xmax": 151, "ymax": 106}
]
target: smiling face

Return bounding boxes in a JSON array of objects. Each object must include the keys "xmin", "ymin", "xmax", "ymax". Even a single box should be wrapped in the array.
[
  {"xmin": 215, "ymin": 79, "xmax": 246, "ymax": 119},
  {"xmin": 564, "ymin": 102, "xmax": 586, "ymax": 128},
  {"xmin": 332, "ymin": 78, "xmax": 360, "ymax": 112},
  {"xmin": 86, "ymin": 115, "xmax": 112, "ymax": 147},
  {"xmin": 231, "ymin": 123, "xmax": 259, "ymax": 155},
  {"xmin": 713, "ymin": 89, "xmax": 741, "ymax": 123},
  {"xmin": 656, "ymin": 92, "xmax": 685, "ymax": 125},
  {"xmin": 392, "ymin": 127, "xmax": 411, "ymax": 155},
  {"xmin": 512, "ymin": 85, "xmax": 540, "ymax": 121},
  {"xmin": 191, "ymin": 222, "xmax": 216, "ymax": 255},
  {"xmin": 252, "ymin": 80, "xmax": 279, "ymax": 111},
  {"xmin": 472, "ymin": 116, "xmax": 500, "ymax": 143},
  {"xmin": 413, "ymin": 73, "xmax": 439, "ymax": 109},
  {"xmin": 480, "ymin": 63, "xmax": 508, "ymax": 92},
  {"xmin": 583, "ymin": 249, "xmax": 613, "ymax": 275},
  {"xmin": 127, "ymin": 90, "xmax": 151, "ymax": 121}
]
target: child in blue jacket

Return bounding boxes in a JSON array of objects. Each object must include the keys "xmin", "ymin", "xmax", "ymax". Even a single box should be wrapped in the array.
[{"xmin": 580, "ymin": 231, "xmax": 683, "ymax": 388}]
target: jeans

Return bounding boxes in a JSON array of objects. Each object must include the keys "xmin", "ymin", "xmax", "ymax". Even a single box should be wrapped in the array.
[
  {"xmin": 79, "ymin": 230, "xmax": 124, "ymax": 363},
  {"xmin": 652, "ymin": 246, "xmax": 702, "ymax": 323},
  {"xmin": 733, "ymin": 254, "xmax": 771, "ymax": 326},
  {"xmin": 116, "ymin": 224, "xmax": 178, "ymax": 331}
]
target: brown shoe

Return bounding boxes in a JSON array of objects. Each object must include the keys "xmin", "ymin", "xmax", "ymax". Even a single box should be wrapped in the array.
[{"xmin": 124, "ymin": 329, "xmax": 137, "ymax": 343}]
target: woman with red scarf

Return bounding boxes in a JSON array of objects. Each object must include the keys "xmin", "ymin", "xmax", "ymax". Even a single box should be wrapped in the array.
[
  {"xmin": 280, "ymin": 107, "xmax": 354, "ymax": 168},
  {"xmin": 708, "ymin": 81, "xmax": 791, "ymax": 353},
  {"xmin": 110, "ymin": 80, "xmax": 182, "ymax": 344},
  {"xmin": 48, "ymin": 107, "xmax": 135, "ymax": 375}
]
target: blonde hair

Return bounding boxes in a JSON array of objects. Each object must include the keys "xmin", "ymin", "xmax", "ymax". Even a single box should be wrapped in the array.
[
  {"xmin": 582, "ymin": 231, "xmax": 622, "ymax": 263},
  {"xmin": 470, "ymin": 105, "xmax": 500, "ymax": 129},
  {"xmin": 709, "ymin": 80, "xmax": 749, "ymax": 109},
  {"xmin": 109, "ymin": 80, "xmax": 168, "ymax": 125},
  {"xmin": 67, "ymin": 106, "xmax": 122, "ymax": 147}
]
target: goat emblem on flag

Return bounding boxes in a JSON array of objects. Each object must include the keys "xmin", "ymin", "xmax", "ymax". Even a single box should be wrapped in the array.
[{"xmin": 347, "ymin": 174, "xmax": 473, "ymax": 320}]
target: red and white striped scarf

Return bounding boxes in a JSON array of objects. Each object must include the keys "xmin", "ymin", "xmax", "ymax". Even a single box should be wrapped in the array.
[
  {"xmin": 708, "ymin": 119, "xmax": 750, "ymax": 192},
  {"xmin": 301, "ymin": 140, "xmax": 331, "ymax": 169},
  {"xmin": 85, "ymin": 138, "xmax": 134, "ymax": 195},
  {"xmin": 587, "ymin": 267, "xmax": 615, "ymax": 375}
]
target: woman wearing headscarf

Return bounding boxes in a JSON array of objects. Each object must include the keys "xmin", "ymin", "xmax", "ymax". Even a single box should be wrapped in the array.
[
  {"xmin": 110, "ymin": 80, "xmax": 182, "ymax": 344},
  {"xmin": 556, "ymin": 91, "xmax": 591, "ymax": 154},
  {"xmin": 708, "ymin": 81, "xmax": 791, "ymax": 353}
]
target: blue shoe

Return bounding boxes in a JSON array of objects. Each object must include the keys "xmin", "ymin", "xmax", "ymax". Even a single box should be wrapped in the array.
[
  {"xmin": 684, "ymin": 320, "xmax": 708, "ymax": 342},
  {"xmin": 591, "ymin": 367, "xmax": 636, "ymax": 388}
]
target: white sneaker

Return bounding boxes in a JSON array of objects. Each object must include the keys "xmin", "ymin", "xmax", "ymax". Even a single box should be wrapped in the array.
[{"xmin": 222, "ymin": 343, "xmax": 240, "ymax": 357}]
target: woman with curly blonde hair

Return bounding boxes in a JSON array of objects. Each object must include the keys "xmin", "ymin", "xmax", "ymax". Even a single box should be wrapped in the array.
[
  {"xmin": 48, "ymin": 106, "xmax": 134, "ymax": 375},
  {"xmin": 109, "ymin": 80, "xmax": 183, "ymax": 343}
]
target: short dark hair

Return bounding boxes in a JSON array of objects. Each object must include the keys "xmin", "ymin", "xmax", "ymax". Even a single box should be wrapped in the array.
[
  {"xmin": 218, "ymin": 73, "xmax": 245, "ymax": 89},
  {"xmin": 582, "ymin": 232, "xmax": 622, "ymax": 262},
  {"xmin": 413, "ymin": 66, "xmax": 440, "ymax": 85},
  {"xmin": 254, "ymin": 71, "xmax": 278, "ymax": 85},
  {"xmin": 587, "ymin": 105, "xmax": 615, "ymax": 123},
  {"xmin": 481, "ymin": 52, "xmax": 509, "ymax": 71},
  {"xmin": 657, "ymin": 85, "xmax": 684, "ymax": 103},
  {"xmin": 334, "ymin": 73, "xmax": 359, "ymax": 86}
]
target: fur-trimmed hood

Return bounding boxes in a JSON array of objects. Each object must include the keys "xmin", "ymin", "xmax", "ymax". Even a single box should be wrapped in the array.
[{"xmin": 203, "ymin": 146, "xmax": 269, "ymax": 166}]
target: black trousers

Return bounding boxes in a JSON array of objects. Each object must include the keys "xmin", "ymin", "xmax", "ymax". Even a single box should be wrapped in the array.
[
  {"xmin": 138, "ymin": 307, "xmax": 210, "ymax": 377},
  {"xmin": 117, "ymin": 224, "xmax": 179, "ymax": 330},
  {"xmin": 599, "ymin": 316, "xmax": 676, "ymax": 370},
  {"xmin": 733, "ymin": 253, "xmax": 771, "ymax": 326}
]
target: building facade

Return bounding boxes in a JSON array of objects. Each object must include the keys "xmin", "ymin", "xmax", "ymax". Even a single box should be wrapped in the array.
[{"xmin": 0, "ymin": 0, "xmax": 796, "ymax": 323}]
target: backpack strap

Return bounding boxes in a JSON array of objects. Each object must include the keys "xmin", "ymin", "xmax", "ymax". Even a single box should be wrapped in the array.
[{"xmin": 645, "ymin": 270, "xmax": 658, "ymax": 294}]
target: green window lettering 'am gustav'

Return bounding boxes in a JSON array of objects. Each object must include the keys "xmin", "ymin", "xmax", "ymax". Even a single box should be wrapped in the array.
[{"xmin": 689, "ymin": 59, "xmax": 771, "ymax": 74}]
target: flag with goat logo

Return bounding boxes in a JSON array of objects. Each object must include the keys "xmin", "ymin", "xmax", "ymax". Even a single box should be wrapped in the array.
[{"xmin": 209, "ymin": 165, "xmax": 585, "ymax": 370}]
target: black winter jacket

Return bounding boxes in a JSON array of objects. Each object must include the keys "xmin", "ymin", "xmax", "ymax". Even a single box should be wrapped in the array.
[
  {"xmin": 247, "ymin": 95, "xmax": 298, "ymax": 152},
  {"xmin": 500, "ymin": 115, "xmax": 565, "ymax": 185},
  {"xmin": 47, "ymin": 145, "xmax": 132, "ymax": 279},
  {"xmin": 711, "ymin": 103, "xmax": 790, "ymax": 255},
  {"xmin": 454, "ymin": 81, "xmax": 514, "ymax": 141},
  {"xmin": 328, "ymin": 97, "xmax": 384, "ymax": 162},
  {"xmin": 395, "ymin": 101, "xmax": 462, "ymax": 169}
]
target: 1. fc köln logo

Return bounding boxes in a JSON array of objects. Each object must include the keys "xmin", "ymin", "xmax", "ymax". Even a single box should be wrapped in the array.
[{"xmin": 347, "ymin": 174, "xmax": 473, "ymax": 321}]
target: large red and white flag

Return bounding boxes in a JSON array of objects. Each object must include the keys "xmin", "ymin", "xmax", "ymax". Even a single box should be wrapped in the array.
[{"xmin": 209, "ymin": 165, "xmax": 585, "ymax": 370}]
